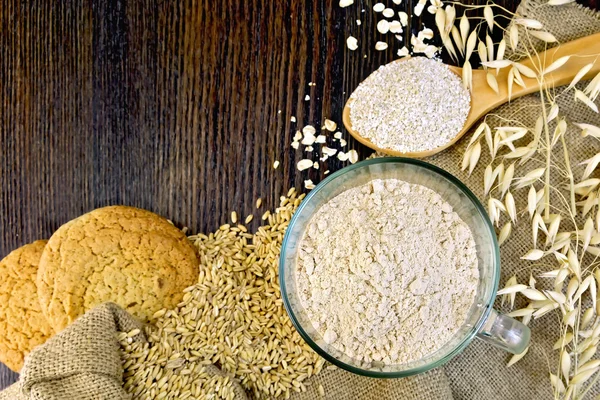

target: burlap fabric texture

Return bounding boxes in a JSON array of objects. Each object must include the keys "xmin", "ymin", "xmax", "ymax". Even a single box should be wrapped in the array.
[
  {"xmin": 0, "ymin": 303, "xmax": 248, "ymax": 400},
  {"xmin": 2, "ymin": 1, "xmax": 600, "ymax": 399}
]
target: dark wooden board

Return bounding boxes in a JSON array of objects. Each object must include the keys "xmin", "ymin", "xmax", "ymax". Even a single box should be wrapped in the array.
[{"xmin": 0, "ymin": 0, "xmax": 594, "ymax": 391}]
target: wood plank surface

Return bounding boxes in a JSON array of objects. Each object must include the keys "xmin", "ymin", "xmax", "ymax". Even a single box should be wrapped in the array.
[{"xmin": 0, "ymin": 0, "xmax": 593, "ymax": 392}]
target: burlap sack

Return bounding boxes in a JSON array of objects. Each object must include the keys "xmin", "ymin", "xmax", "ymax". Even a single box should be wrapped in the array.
[
  {"xmin": 2, "ymin": 1, "xmax": 600, "ymax": 399},
  {"xmin": 0, "ymin": 303, "xmax": 247, "ymax": 400}
]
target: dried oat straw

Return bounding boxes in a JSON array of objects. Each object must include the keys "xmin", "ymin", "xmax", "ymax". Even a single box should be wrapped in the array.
[
  {"xmin": 349, "ymin": 57, "xmax": 471, "ymax": 153},
  {"xmin": 296, "ymin": 179, "xmax": 479, "ymax": 365},
  {"xmin": 118, "ymin": 189, "xmax": 325, "ymax": 400}
]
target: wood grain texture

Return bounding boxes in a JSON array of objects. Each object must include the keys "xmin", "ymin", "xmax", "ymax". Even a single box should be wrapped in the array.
[{"xmin": 0, "ymin": 0, "xmax": 595, "ymax": 391}]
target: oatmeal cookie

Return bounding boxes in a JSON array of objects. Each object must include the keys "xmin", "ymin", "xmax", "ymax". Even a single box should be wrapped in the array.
[
  {"xmin": 37, "ymin": 206, "xmax": 199, "ymax": 332},
  {"xmin": 0, "ymin": 240, "xmax": 54, "ymax": 371}
]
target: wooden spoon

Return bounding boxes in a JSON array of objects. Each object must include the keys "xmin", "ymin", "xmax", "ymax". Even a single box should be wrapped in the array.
[{"xmin": 343, "ymin": 32, "xmax": 600, "ymax": 158}]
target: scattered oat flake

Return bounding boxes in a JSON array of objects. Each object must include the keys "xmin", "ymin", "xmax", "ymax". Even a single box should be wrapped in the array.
[
  {"xmin": 373, "ymin": 3, "xmax": 385, "ymax": 12},
  {"xmin": 418, "ymin": 28, "xmax": 434, "ymax": 41},
  {"xmin": 413, "ymin": 42, "xmax": 427, "ymax": 54},
  {"xmin": 393, "ymin": 0, "xmax": 402, "ymax": 3},
  {"xmin": 397, "ymin": 46, "xmax": 409, "ymax": 57},
  {"xmin": 375, "ymin": 42, "xmax": 388, "ymax": 51},
  {"xmin": 340, "ymin": 139, "xmax": 347, "ymax": 146},
  {"xmin": 382, "ymin": 8, "xmax": 394, "ymax": 18},
  {"xmin": 303, "ymin": 125, "xmax": 316, "ymax": 135},
  {"xmin": 305, "ymin": 180, "xmax": 316, "ymax": 190},
  {"xmin": 423, "ymin": 45, "xmax": 438, "ymax": 58},
  {"xmin": 273, "ymin": 160, "xmax": 280, "ymax": 169},
  {"xmin": 305, "ymin": 95, "xmax": 310, "ymax": 101},
  {"xmin": 324, "ymin": 170, "xmax": 330, "ymax": 175},
  {"xmin": 377, "ymin": 20, "xmax": 390, "ymax": 34},
  {"xmin": 306, "ymin": 146, "xmax": 314, "ymax": 152},
  {"xmin": 338, "ymin": 152, "xmax": 349, "ymax": 161},
  {"xmin": 301, "ymin": 135, "xmax": 316, "ymax": 146},
  {"xmin": 322, "ymin": 146, "xmax": 338, "ymax": 156},
  {"xmin": 339, "ymin": 0, "xmax": 354, "ymax": 7},
  {"xmin": 320, "ymin": 155, "xmax": 329, "ymax": 162},
  {"xmin": 356, "ymin": 19, "xmax": 361, "ymax": 25},
  {"xmin": 347, "ymin": 36, "xmax": 359, "ymax": 50},
  {"xmin": 291, "ymin": 116, "xmax": 296, "ymax": 122},
  {"xmin": 398, "ymin": 11, "xmax": 408, "ymax": 26},
  {"xmin": 324, "ymin": 119, "xmax": 337, "ymax": 131},
  {"xmin": 298, "ymin": 159, "xmax": 313, "ymax": 171},
  {"xmin": 347, "ymin": 149, "xmax": 359, "ymax": 164},
  {"xmin": 334, "ymin": 132, "xmax": 342, "ymax": 139},
  {"xmin": 389, "ymin": 20, "xmax": 402, "ymax": 33},
  {"xmin": 315, "ymin": 135, "xmax": 326, "ymax": 143},
  {"xmin": 313, "ymin": 162, "xmax": 319, "ymax": 169},
  {"xmin": 291, "ymin": 141, "xmax": 299, "ymax": 149},
  {"xmin": 414, "ymin": 0, "xmax": 426, "ymax": 16},
  {"xmin": 293, "ymin": 131, "xmax": 303, "ymax": 141}
]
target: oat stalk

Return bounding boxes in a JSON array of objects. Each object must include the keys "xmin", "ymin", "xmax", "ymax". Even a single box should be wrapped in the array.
[{"xmin": 455, "ymin": 3, "xmax": 600, "ymax": 399}]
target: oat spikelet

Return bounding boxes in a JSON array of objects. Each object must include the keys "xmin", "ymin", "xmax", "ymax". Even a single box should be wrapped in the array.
[
  {"xmin": 484, "ymin": 5, "xmax": 494, "ymax": 32},
  {"xmin": 498, "ymin": 222, "xmax": 512, "ymax": 246},
  {"xmin": 529, "ymin": 30, "xmax": 558, "ymax": 43},
  {"xmin": 568, "ymin": 63, "xmax": 594, "ymax": 90},
  {"xmin": 509, "ymin": 24, "xmax": 519, "ymax": 50},
  {"xmin": 486, "ymin": 72, "xmax": 499, "ymax": 94},
  {"xmin": 543, "ymin": 56, "xmax": 570, "ymax": 75},
  {"xmin": 507, "ymin": 347, "xmax": 529, "ymax": 367},
  {"xmin": 465, "ymin": 31, "xmax": 477, "ymax": 61}
]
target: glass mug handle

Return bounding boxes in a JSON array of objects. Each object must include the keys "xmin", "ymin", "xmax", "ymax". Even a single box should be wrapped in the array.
[{"xmin": 476, "ymin": 308, "xmax": 531, "ymax": 354}]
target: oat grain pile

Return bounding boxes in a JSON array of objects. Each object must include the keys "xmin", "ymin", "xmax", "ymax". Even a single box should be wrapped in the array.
[
  {"xmin": 349, "ymin": 57, "xmax": 471, "ymax": 153},
  {"xmin": 118, "ymin": 189, "xmax": 325, "ymax": 400},
  {"xmin": 297, "ymin": 179, "xmax": 479, "ymax": 365}
]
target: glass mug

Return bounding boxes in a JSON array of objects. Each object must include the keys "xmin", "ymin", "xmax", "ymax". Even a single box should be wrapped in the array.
[{"xmin": 279, "ymin": 158, "xmax": 530, "ymax": 377}]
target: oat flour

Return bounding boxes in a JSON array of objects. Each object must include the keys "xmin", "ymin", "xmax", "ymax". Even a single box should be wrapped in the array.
[{"xmin": 296, "ymin": 179, "xmax": 479, "ymax": 365}]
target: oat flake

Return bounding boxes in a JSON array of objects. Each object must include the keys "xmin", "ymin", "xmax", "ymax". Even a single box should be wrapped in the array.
[
  {"xmin": 373, "ymin": 3, "xmax": 385, "ymax": 12},
  {"xmin": 377, "ymin": 20, "xmax": 390, "ymax": 34},
  {"xmin": 382, "ymin": 8, "xmax": 395, "ymax": 18},
  {"xmin": 296, "ymin": 179, "xmax": 479, "ymax": 365},
  {"xmin": 347, "ymin": 36, "xmax": 359, "ymax": 50},
  {"xmin": 374, "ymin": 41, "xmax": 388, "ymax": 51},
  {"xmin": 389, "ymin": 20, "xmax": 402, "ymax": 33},
  {"xmin": 349, "ymin": 57, "xmax": 470, "ymax": 153}
]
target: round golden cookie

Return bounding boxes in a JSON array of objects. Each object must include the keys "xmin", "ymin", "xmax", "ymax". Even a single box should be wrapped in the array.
[
  {"xmin": 37, "ymin": 206, "xmax": 199, "ymax": 332},
  {"xmin": 0, "ymin": 240, "xmax": 54, "ymax": 372}
]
